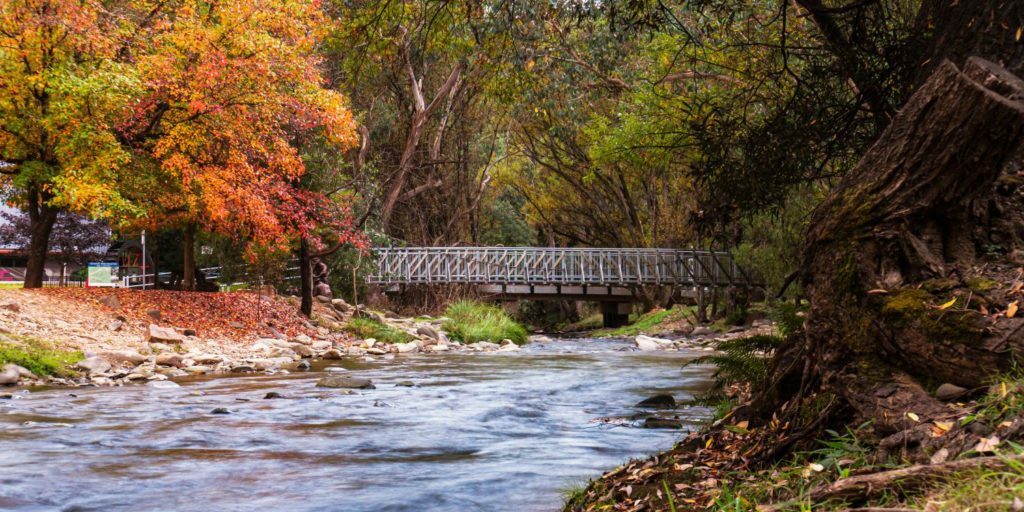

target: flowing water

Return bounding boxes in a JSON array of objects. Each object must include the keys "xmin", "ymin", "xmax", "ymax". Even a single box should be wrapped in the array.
[{"xmin": 0, "ymin": 338, "xmax": 714, "ymax": 512}]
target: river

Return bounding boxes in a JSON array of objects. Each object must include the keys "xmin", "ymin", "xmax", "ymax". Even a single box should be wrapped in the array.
[{"xmin": 0, "ymin": 337, "xmax": 713, "ymax": 512}]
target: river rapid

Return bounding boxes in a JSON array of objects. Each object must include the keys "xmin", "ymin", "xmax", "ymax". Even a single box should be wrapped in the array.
[{"xmin": 0, "ymin": 337, "xmax": 713, "ymax": 512}]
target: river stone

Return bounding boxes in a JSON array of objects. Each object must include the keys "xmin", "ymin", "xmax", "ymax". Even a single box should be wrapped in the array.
[
  {"xmin": 101, "ymin": 350, "xmax": 147, "ymax": 365},
  {"xmin": 635, "ymin": 337, "xmax": 662, "ymax": 351},
  {"xmin": 184, "ymin": 365, "xmax": 211, "ymax": 374},
  {"xmin": 470, "ymin": 341, "xmax": 500, "ymax": 351},
  {"xmin": 366, "ymin": 348, "xmax": 387, "ymax": 355},
  {"xmin": 316, "ymin": 376, "xmax": 374, "ymax": 389},
  {"xmin": 296, "ymin": 360, "xmax": 311, "ymax": 371},
  {"xmin": 322, "ymin": 349, "xmax": 343, "ymax": 359},
  {"xmin": 347, "ymin": 347, "xmax": 367, "ymax": 356},
  {"xmin": 146, "ymin": 324, "xmax": 184, "ymax": 344},
  {"xmin": 108, "ymin": 320, "xmax": 124, "ymax": 332},
  {"xmin": 192, "ymin": 354, "xmax": 223, "ymax": 365},
  {"xmin": 727, "ymin": 326, "xmax": 747, "ymax": 334},
  {"xmin": 395, "ymin": 341, "xmax": 420, "ymax": 354},
  {"xmin": 231, "ymin": 365, "xmax": 255, "ymax": 373},
  {"xmin": 264, "ymin": 392, "xmax": 285, "ymax": 399},
  {"xmin": 75, "ymin": 356, "xmax": 111, "ymax": 375},
  {"xmin": 643, "ymin": 417, "xmax": 683, "ymax": 429},
  {"xmin": 292, "ymin": 334, "xmax": 313, "ymax": 345},
  {"xmin": 636, "ymin": 394, "xmax": 676, "ymax": 409},
  {"xmin": 289, "ymin": 344, "xmax": 314, "ymax": 358},
  {"xmin": 147, "ymin": 380, "xmax": 180, "ymax": 389},
  {"xmin": 250, "ymin": 359, "xmax": 278, "ymax": 371},
  {"xmin": 498, "ymin": 343, "xmax": 520, "ymax": 351},
  {"xmin": 0, "ymin": 365, "xmax": 21, "ymax": 385},
  {"xmin": 691, "ymin": 326, "xmax": 713, "ymax": 337},
  {"xmin": 210, "ymin": 408, "xmax": 230, "ymax": 414},
  {"xmin": 155, "ymin": 353, "xmax": 184, "ymax": 368},
  {"xmin": 432, "ymin": 344, "xmax": 449, "ymax": 352},
  {"xmin": 312, "ymin": 340, "xmax": 332, "ymax": 351},
  {"xmin": 396, "ymin": 381, "xmax": 415, "ymax": 387},
  {"xmin": 416, "ymin": 325, "xmax": 441, "ymax": 340},
  {"xmin": 935, "ymin": 383, "xmax": 969, "ymax": 401}
]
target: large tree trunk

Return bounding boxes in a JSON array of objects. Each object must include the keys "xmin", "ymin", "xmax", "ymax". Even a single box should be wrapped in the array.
[
  {"xmin": 182, "ymin": 224, "xmax": 196, "ymax": 292},
  {"xmin": 23, "ymin": 190, "xmax": 58, "ymax": 289},
  {"xmin": 763, "ymin": 58, "xmax": 1024, "ymax": 441}
]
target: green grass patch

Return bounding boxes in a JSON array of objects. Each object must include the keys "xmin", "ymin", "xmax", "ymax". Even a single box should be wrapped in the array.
[
  {"xmin": 558, "ymin": 313, "xmax": 604, "ymax": 332},
  {"xmin": 0, "ymin": 282, "xmax": 22, "ymax": 289},
  {"xmin": 343, "ymin": 317, "xmax": 413, "ymax": 344},
  {"xmin": 0, "ymin": 334, "xmax": 82, "ymax": 377},
  {"xmin": 443, "ymin": 300, "xmax": 528, "ymax": 345},
  {"xmin": 593, "ymin": 305, "xmax": 694, "ymax": 337}
]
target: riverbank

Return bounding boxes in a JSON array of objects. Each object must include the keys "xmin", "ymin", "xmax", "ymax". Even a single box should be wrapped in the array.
[{"xmin": 0, "ymin": 289, "xmax": 526, "ymax": 388}]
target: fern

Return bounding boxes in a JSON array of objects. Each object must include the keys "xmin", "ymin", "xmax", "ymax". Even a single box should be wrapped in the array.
[
  {"xmin": 769, "ymin": 301, "xmax": 806, "ymax": 337},
  {"xmin": 686, "ymin": 334, "xmax": 782, "ymax": 390}
]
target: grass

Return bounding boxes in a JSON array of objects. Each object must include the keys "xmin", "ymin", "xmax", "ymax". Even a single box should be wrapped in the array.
[
  {"xmin": 906, "ymin": 458, "xmax": 1024, "ymax": 511},
  {"xmin": 593, "ymin": 305, "xmax": 694, "ymax": 337},
  {"xmin": 0, "ymin": 282, "xmax": 22, "ymax": 289},
  {"xmin": 442, "ymin": 300, "xmax": 528, "ymax": 345},
  {"xmin": 343, "ymin": 317, "xmax": 413, "ymax": 344},
  {"xmin": 0, "ymin": 334, "xmax": 83, "ymax": 377}
]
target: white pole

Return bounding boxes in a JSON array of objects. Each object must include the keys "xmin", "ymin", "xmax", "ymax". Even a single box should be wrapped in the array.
[{"xmin": 141, "ymin": 230, "xmax": 147, "ymax": 290}]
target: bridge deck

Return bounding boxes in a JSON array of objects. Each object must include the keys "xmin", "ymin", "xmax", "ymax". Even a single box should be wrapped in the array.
[{"xmin": 369, "ymin": 247, "xmax": 750, "ymax": 288}]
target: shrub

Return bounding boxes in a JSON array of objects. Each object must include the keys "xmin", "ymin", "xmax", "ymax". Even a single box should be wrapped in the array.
[
  {"xmin": 0, "ymin": 335, "xmax": 83, "ymax": 377},
  {"xmin": 343, "ymin": 317, "xmax": 413, "ymax": 344},
  {"xmin": 686, "ymin": 334, "xmax": 782, "ymax": 391},
  {"xmin": 443, "ymin": 300, "xmax": 528, "ymax": 345}
]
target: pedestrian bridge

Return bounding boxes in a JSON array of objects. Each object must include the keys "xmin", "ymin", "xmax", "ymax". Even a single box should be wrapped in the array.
[{"xmin": 370, "ymin": 246, "xmax": 751, "ymax": 306}]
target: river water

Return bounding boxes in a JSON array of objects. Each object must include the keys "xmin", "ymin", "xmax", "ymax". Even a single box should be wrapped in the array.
[{"xmin": 0, "ymin": 338, "xmax": 713, "ymax": 512}]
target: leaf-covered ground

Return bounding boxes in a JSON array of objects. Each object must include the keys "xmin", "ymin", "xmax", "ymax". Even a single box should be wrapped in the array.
[{"xmin": 35, "ymin": 288, "xmax": 317, "ymax": 339}]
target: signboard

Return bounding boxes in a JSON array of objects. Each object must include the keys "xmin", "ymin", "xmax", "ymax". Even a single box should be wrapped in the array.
[{"xmin": 86, "ymin": 262, "xmax": 118, "ymax": 288}]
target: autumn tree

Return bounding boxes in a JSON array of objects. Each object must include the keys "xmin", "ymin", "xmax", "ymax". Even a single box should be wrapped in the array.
[
  {"xmin": 0, "ymin": 0, "xmax": 142, "ymax": 287},
  {"xmin": 117, "ymin": 0, "xmax": 362, "ymax": 291}
]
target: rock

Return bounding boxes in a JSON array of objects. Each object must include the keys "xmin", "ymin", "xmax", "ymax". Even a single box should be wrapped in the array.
[
  {"xmin": 312, "ymin": 340, "xmax": 332, "ymax": 351},
  {"xmin": 230, "ymin": 365, "xmax": 255, "ymax": 373},
  {"xmin": 530, "ymin": 335, "xmax": 554, "ymax": 343},
  {"xmin": 935, "ymin": 383, "xmax": 969, "ymax": 401},
  {"xmin": 98, "ymin": 295, "xmax": 121, "ymax": 309},
  {"xmin": 395, "ymin": 381, "xmax": 415, "ymax": 387},
  {"xmin": 147, "ymin": 380, "xmax": 180, "ymax": 389},
  {"xmin": 108, "ymin": 320, "xmax": 124, "ymax": 332},
  {"xmin": 635, "ymin": 337, "xmax": 662, "ymax": 351},
  {"xmin": 184, "ymin": 365, "xmax": 210, "ymax": 374},
  {"xmin": 316, "ymin": 376, "xmax": 374, "ymax": 389},
  {"xmin": 315, "ymin": 295, "xmax": 332, "ymax": 303},
  {"xmin": 146, "ymin": 309, "xmax": 162, "ymax": 321},
  {"xmin": 643, "ymin": 417, "xmax": 683, "ymax": 429},
  {"xmin": 146, "ymin": 324, "xmax": 184, "ymax": 344},
  {"xmin": 498, "ymin": 343, "xmax": 520, "ymax": 351},
  {"xmin": 292, "ymin": 334, "xmax": 313, "ymax": 345},
  {"xmin": 727, "ymin": 326, "xmax": 747, "ymax": 334},
  {"xmin": 290, "ymin": 344, "xmax": 314, "ymax": 358},
  {"xmin": 264, "ymin": 392, "xmax": 285, "ymax": 399},
  {"xmin": 751, "ymin": 318, "xmax": 771, "ymax": 328},
  {"xmin": 364, "ymin": 338, "xmax": 377, "ymax": 348},
  {"xmin": 75, "ymin": 356, "xmax": 111, "ymax": 375},
  {"xmin": 192, "ymin": 354, "xmax": 223, "ymax": 365},
  {"xmin": 347, "ymin": 347, "xmax": 367, "ymax": 356},
  {"xmin": 636, "ymin": 394, "xmax": 676, "ymax": 409},
  {"xmin": 691, "ymin": 326, "xmax": 713, "ymax": 337},
  {"xmin": 210, "ymin": 408, "xmax": 230, "ymax": 414},
  {"xmin": 101, "ymin": 350, "xmax": 147, "ymax": 365},
  {"xmin": 149, "ymin": 342, "xmax": 172, "ymax": 353},
  {"xmin": 322, "ymin": 349, "xmax": 343, "ymax": 360},
  {"xmin": 395, "ymin": 341, "xmax": 420, "ymax": 354},
  {"xmin": 155, "ymin": 354, "xmax": 184, "ymax": 368},
  {"xmin": 296, "ymin": 360, "xmax": 311, "ymax": 371},
  {"xmin": 432, "ymin": 344, "xmax": 449, "ymax": 352},
  {"xmin": 331, "ymin": 298, "xmax": 350, "ymax": 312},
  {"xmin": 366, "ymin": 348, "xmax": 387, "ymax": 355},
  {"xmin": 182, "ymin": 328, "xmax": 197, "ymax": 337},
  {"xmin": 0, "ymin": 365, "xmax": 21, "ymax": 385},
  {"xmin": 250, "ymin": 359, "xmax": 278, "ymax": 371},
  {"xmin": 416, "ymin": 325, "xmax": 441, "ymax": 340},
  {"xmin": 470, "ymin": 341, "xmax": 501, "ymax": 351}
]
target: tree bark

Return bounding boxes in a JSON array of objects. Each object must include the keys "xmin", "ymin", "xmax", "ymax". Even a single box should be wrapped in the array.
[
  {"xmin": 182, "ymin": 224, "xmax": 196, "ymax": 291},
  {"xmin": 299, "ymin": 237, "xmax": 313, "ymax": 317},
  {"xmin": 775, "ymin": 58, "xmax": 1024, "ymax": 436},
  {"xmin": 23, "ymin": 189, "xmax": 58, "ymax": 289}
]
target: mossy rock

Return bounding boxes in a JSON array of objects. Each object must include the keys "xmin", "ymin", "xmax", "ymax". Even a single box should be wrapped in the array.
[
  {"xmin": 881, "ymin": 288, "xmax": 933, "ymax": 316},
  {"xmin": 966, "ymin": 277, "xmax": 1000, "ymax": 293}
]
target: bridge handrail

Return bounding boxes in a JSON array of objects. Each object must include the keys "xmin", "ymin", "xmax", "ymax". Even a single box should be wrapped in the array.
[{"xmin": 368, "ymin": 246, "xmax": 750, "ymax": 287}]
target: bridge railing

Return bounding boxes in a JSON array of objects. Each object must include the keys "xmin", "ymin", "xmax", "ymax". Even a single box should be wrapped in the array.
[{"xmin": 368, "ymin": 247, "xmax": 750, "ymax": 287}]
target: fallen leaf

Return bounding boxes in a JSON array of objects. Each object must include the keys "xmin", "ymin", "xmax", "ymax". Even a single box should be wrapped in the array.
[
  {"xmin": 938, "ymin": 297, "xmax": 957, "ymax": 310},
  {"xmin": 907, "ymin": 412, "xmax": 921, "ymax": 422},
  {"xmin": 934, "ymin": 421, "xmax": 953, "ymax": 432},
  {"xmin": 1010, "ymin": 301, "xmax": 1020, "ymax": 318},
  {"xmin": 808, "ymin": 463, "xmax": 824, "ymax": 472},
  {"xmin": 975, "ymin": 435, "xmax": 1000, "ymax": 453},
  {"xmin": 735, "ymin": 420, "xmax": 749, "ymax": 429}
]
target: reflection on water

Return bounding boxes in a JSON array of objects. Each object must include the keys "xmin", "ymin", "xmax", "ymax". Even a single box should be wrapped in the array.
[{"xmin": 0, "ymin": 338, "xmax": 713, "ymax": 512}]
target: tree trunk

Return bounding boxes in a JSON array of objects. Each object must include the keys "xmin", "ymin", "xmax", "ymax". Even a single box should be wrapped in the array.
[
  {"xmin": 763, "ymin": 58, "xmax": 1024, "ymax": 439},
  {"xmin": 182, "ymin": 224, "xmax": 196, "ymax": 291},
  {"xmin": 299, "ymin": 237, "xmax": 313, "ymax": 317},
  {"xmin": 23, "ymin": 196, "xmax": 58, "ymax": 289}
]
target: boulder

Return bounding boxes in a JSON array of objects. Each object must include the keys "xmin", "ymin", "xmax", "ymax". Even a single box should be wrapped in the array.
[
  {"xmin": 146, "ymin": 324, "xmax": 184, "ymax": 344},
  {"xmin": 643, "ymin": 417, "xmax": 683, "ymax": 429},
  {"xmin": 290, "ymin": 344, "xmax": 314, "ymax": 358},
  {"xmin": 432, "ymin": 344, "xmax": 449, "ymax": 352},
  {"xmin": 230, "ymin": 365, "xmax": 255, "ymax": 373},
  {"xmin": 691, "ymin": 326, "xmax": 713, "ymax": 337},
  {"xmin": 395, "ymin": 341, "xmax": 420, "ymax": 354},
  {"xmin": 498, "ymin": 343, "xmax": 520, "ymax": 352},
  {"xmin": 312, "ymin": 340, "xmax": 332, "ymax": 351},
  {"xmin": 322, "ymin": 349, "xmax": 343, "ymax": 360},
  {"xmin": 635, "ymin": 394, "xmax": 676, "ymax": 409},
  {"xmin": 416, "ymin": 325, "xmax": 441, "ymax": 340},
  {"xmin": 292, "ymin": 334, "xmax": 313, "ymax": 345},
  {"xmin": 192, "ymin": 354, "xmax": 223, "ymax": 365},
  {"xmin": 331, "ymin": 298, "xmax": 351, "ymax": 313},
  {"xmin": 0, "ymin": 364, "xmax": 21, "ymax": 385},
  {"xmin": 315, "ymin": 294, "xmax": 332, "ymax": 303},
  {"xmin": 108, "ymin": 320, "xmax": 124, "ymax": 332},
  {"xmin": 316, "ymin": 376, "xmax": 374, "ymax": 389},
  {"xmin": 635, "ymin": 337, "xmax": 662, "ymax": 351},
  {"xmin": 530, "ymin": 335, "xmax": 554, "ymax": 343},
  {"xmin": 75, "ymin": 356, "xmax": 111, "ymax": 375},
  {"xmin": 155, "ymin": 353, "xmax": 185, "ymax": 368},
  {"xmin": 100, "ymin": 350, "xmax": 147, "ymax": 365},
  {"xmin": 470, "ymin": 341, "xmax": 501, "ymax": 351},
  {"xmin": 366, "ymin": 348, "xmax": 388, "ymax": 355}
]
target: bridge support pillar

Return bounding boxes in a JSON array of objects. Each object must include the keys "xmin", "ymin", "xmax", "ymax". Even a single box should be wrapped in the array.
[{"xmin": 601, "ymin": 302, "xmax": 631, "ymax": 328}]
